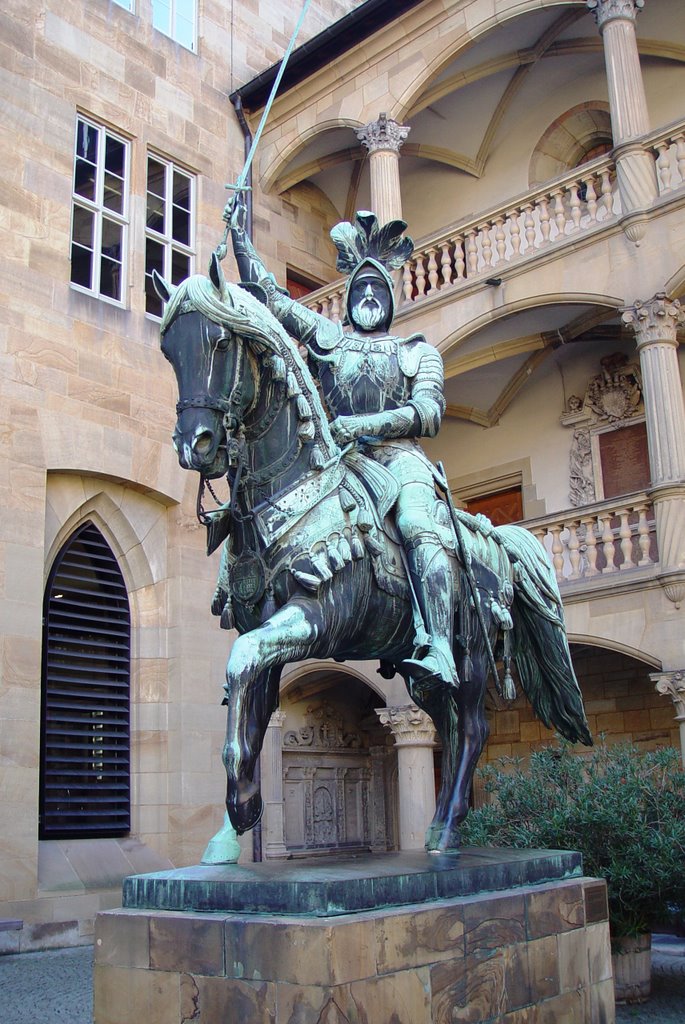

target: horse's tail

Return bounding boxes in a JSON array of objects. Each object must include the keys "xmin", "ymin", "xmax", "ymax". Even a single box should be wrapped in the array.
[{"xmin": 496, "ymin": 524, "xmax": 592, "ymax": 746}]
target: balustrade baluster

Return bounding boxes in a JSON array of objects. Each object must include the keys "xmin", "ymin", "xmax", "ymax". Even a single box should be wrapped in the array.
[
  {"xmin": 440, "ymin": 242, "xmax": 453, "ymax": 286},
  {"xmin": 454, "ymin": 235, "xmax": 466, "ymax": 280},
  {"xmin": 427, "ymin": 248, "xmax": 439, "ymax": 292},
  {"xmin": 675, "ymin": 134, "xmax": 685, "ymax": 186},
  {"xmin": 523, "ymin": 204, "xmax": 536, "ymax": 252},
  {"xmin": 600, "ymin": 514, "xmax": 617, "ymax": 573},
  {"xmin": 508, "ymin": 211, "xmax": 521, "ymax": 257},
  {"xmin": 330, "ymin": 292, "xmax": 341, "ymax": 322},
  {"xmin": 583, "ymin": 174, "xmax": 598, "ymax": 222},
  {"xmin": 569, "ymin": 182, "xmax": 581, "ymax": 232},
  {"xmin": 466, "ymin": 230, "xmax": 478, "ymax": 275},
  {"xmin": 480, "ymin": 223, "xmax": 493, "ymax": 269},
  {"xmin": 402, "ymin": 262, "xmax": 413, "ymax": 302},
  {"xmin": 550, "ymin": 526, "xmax": 564, "ymax": 580},
  {"xmin": 320, "ymin": 297, "xmax": 330, "ymax": 319},
  {"xmin": 552, "ymin": 190, "xmax": 566, "ymax": 239},
  {"xmin": 494, "ymin": 217, "xmax": 506, "ymax": 262},
  {"xmin": 580, "ymin": 515, "xmax": 599, "ymax": 576},
  {"xmin": 415, "ymin": 253, "xmax": 427, "ymax": 297},
  {"xmin": 531, "ymin": 526, "xmax": 548, "ymax": 549},
  {"xmin": 635, "ymin": 503, "xmax": 653, "ymax": 566},
  {"xmin": 538, "ymin": 197, "xmax": 551, "ymax": 244},
  {"xmin": 599, "ymin": 169, "xmax": 613, "ymax": 219},
  {"xmin": 655, "ymin": 141, "xmax": 672, "ymax": 194},
  {"xmin": 616, "ymin": 508, "xmax": 633, "ymax": 569},
  {"xmin": 567, "ymin": 521, "xmax": 581, "ymax": 580}
]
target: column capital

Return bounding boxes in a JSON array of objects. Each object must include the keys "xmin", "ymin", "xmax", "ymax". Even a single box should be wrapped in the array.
[
  {"xmin": 376, "ymin": 704, "xmax": 436, "ymax": 745},
  {"xmin": 356, "ymin": 113, "xmax": 410, "ymax": 155},
  {"xmin": 268, "ymin": 709, "xmax": 287, "ymax": 727},
  {"xmin": 621, "ymin": 293, "xmax": 685, "ymax": 348},
  {"xmin": 587, "ymin": 0, "xmax": 644, "ymax": 29},
  {"xmin": 651, "ymin": 670, "xmax": 685, "ymax": 720}
]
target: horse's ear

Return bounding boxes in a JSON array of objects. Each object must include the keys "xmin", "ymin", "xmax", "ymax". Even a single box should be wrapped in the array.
[
  {"xmin": 209, "ymin": 252, "xmax": 226, "ymax": 295},
  {"xmin": 152, "ymin": 270, "xmax": 174, "ymax": 304}
]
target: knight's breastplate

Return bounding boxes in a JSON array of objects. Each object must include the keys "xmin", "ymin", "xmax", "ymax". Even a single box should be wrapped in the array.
[{"xmin": 318, "ymin": 336, "xmax": 410, "ymax": 418}]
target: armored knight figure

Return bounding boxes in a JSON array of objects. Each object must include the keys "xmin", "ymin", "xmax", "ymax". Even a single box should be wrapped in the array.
[{"xmin": 229, "ymin": 203, "xmax": 458, "ymax": 689}]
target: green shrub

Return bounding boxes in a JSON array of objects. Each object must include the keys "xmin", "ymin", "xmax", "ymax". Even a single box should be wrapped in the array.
[{"xmin": 460, "ymin": 741, "xmax": 685, "ymax": 939}]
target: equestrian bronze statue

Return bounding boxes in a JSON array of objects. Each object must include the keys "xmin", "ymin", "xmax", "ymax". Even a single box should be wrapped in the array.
[{"xmin": 153, "ymin": 209, "xmax": 591, "ymax": 853}]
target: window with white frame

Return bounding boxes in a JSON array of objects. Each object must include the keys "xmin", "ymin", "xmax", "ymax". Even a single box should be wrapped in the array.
[
  {"xmin": 70, "ymin": 117, "xmax": 129, "ymax": 304},
  {"xmin": 145, "ymin": 155, "xmax": 195, "ymax": 318},
  {"xmin": 152, "ymin": 0, "xmax": 196, "ymax": 50},
  {"xmin": 112, "ymin": 0, "xmax": 134, "ymax": 10}
]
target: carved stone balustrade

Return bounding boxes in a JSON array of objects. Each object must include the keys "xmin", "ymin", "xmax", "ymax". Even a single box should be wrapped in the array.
[
  {"xmin": 301, "ymin": 117, "xmax": 685, "ymax": 319},
  {"xmin": 525, "ymin": 491, "xmax": 658, "ymax": 586}
]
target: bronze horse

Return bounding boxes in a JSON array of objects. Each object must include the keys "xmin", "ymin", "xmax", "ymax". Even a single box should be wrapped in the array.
[{"xmin": 155, "ymin": 256, "xmax": 591, "ymax": 852}]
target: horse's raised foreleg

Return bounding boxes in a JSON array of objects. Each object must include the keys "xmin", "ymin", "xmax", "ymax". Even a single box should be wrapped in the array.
[{"xmin": 223, "ymin": 602, "xmax": 319, "ymax": 833}]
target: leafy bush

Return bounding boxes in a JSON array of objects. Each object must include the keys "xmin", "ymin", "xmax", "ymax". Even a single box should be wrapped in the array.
[{"xmin": 460, "ymin": 741, "xmax": 685, "ymax": 938}]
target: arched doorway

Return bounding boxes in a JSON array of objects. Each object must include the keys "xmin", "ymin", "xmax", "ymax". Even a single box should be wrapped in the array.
[{"xmin": 263, "ymin": 669, "xmax": 395, "ymax": 858}]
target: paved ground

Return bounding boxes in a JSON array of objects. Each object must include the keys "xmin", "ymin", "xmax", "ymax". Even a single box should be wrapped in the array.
[{"xmin": 0, "ymin": 935, "xmax": 683, "ymax": 1023}]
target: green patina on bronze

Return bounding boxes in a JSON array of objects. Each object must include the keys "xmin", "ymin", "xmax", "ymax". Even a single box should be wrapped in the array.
[
  {"xmin": 123, "ymin": 848, "xmax": 583, "ymax": 917},
  {"xmin": 153, "ymin": 209, "xmax": 591, "ymax": 856}
]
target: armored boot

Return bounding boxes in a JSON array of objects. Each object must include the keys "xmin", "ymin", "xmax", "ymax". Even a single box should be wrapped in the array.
[{"xmin": 402, "ymin": 533, "xmax": 459, "ymax": 689}]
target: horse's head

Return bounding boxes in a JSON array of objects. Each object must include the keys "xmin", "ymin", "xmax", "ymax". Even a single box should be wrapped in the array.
[{"xmin": 155, "ymin": 255, "xmax": 253, "ymax": 479}]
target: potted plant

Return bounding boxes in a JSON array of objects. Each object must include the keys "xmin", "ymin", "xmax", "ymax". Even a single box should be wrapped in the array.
[{"xmin": 460, "ymin": 741, "xmax": 685, "ymax": 1003}]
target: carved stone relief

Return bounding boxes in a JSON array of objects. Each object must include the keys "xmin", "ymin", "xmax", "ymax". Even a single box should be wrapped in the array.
[
  {"xmin": 561, "ymin": 352, "xmax": 645, "ymax": 506},
  {"xmin": 282, "ymin": 699, "xmax": 391, "ymax": 854}
]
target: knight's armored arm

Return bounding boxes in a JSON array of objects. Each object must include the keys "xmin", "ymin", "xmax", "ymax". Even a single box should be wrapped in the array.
[
  {"xmin": 330, "ymin": 344, "xmax": 446, "ymax": 443},
  {"xmin": 229, "ymin": 200, "xmax": 338, "ymax": 351}
]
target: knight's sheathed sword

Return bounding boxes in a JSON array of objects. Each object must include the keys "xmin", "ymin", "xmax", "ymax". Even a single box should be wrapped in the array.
[{"xmin": 435, "ymin": 461, "xmax": 504, "ymax": 698}]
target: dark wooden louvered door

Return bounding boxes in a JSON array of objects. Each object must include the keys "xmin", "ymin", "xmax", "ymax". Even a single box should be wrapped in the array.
[{"xmin": 40, "ymin": 522, "xmax": 131, "ymax": 838}]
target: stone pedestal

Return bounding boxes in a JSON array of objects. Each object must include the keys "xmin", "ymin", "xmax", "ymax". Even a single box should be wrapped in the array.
[{"xmin": 94, "ymin": 850, "xmax": 614, "ymax": 1024}]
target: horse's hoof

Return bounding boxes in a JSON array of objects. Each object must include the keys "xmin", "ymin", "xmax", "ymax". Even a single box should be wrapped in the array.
[
  {"xmin": 425, "ymin": 822, "xmax": 461, "ymax": 853},
  {"xmin": 227, "ymin": 792, "xmax": 264, "ymax": 835}
]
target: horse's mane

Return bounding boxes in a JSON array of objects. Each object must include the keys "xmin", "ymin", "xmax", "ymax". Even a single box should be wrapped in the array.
[{"xmin": 162, "ymin": 273, "xmax": 338, "ymax": 468}]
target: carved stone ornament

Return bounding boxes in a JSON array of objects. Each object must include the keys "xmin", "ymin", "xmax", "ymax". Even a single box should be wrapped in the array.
[
  {"xmin": 376, "ymin": 704, "xmax": 437, "ymax": 745},
  {"xmin": 569, "ymin": 427, "xmax": 596, "ymax": 506},
  {"xmin": 622, "ymin": 293, "xmax": 685, "ymax": 348},
  {"xmin": 356, "ymin": 113, "xmax": 410, "ymax": 155},
  {"xmin": 562, "ymin": 351, "xmax": 643, "ymax": 428},
  {"xmin": 587, "ymin": 0, "xmax": 645, "ymax": 28},
  {"xmin": 283, "ymin": 701, "xmax": 363, "ymax": 750},
  {"xmin": 651, "ymin": 670, "xmax": 685, "ymax": 721}
]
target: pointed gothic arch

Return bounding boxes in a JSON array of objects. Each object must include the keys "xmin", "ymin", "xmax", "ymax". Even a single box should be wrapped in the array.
[{"xmin": 40, "ymin": 521, "xmax": 131, "ymax": 839}]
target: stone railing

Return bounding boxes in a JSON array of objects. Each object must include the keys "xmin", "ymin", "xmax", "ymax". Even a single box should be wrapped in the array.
[
  {"xmin": 523, "ymin": 492, "xmax": 658, "ymax": 585},
  {"xmin": 647, "ymin": 122, "xmax": 685, "ymax": 197},
  {"xmin": 302, "ymin": 117, "xmax": 685, "ymax": 319}
]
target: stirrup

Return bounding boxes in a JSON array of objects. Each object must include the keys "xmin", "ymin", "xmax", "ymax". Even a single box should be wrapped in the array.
[{"xmin": 403, "ymin": 646, "xmax": 459, "ymax": 689}]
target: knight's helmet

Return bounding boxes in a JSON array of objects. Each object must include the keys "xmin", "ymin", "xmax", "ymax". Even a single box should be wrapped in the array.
[{"xmin": 330, "ymin": 212, "xmax": 414, "ymax": 332}]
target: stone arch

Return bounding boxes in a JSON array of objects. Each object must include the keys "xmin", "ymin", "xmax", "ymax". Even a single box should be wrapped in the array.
[
  {"xmin": 529, "ymin": 102, "xmax": 613, "ymax": 187},
  {"xmin": 567, "ymin": 633, "xmax": 661, "ymax": 670},
  {"xmin": 439, "ymin": 292, "xmax": 624, "ymax": 358},
  {"xmin": 394, "ymin": 0, "xmax": 589, "ymax": 124},
  {"xmin": 261, "ymin": 118, "xmax": 365, "ymax": 195},
  {"xmin": 273, "ymin": 662, "xmax": 395, "ymax": 856}
]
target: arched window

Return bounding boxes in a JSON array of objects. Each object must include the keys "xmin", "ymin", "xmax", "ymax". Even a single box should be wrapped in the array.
[
  {"xmin": 529, "ymin": 103, "xmax": 613, "ymax": 187},
  {"xmin": 40, "ymin": 523, "xmax": 131, "ymax": 838}
]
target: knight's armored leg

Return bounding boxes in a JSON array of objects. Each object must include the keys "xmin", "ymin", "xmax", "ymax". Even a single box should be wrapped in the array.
[{"xmin": 395, "ymin": 483, "xmax": 458, "ymax": 689}]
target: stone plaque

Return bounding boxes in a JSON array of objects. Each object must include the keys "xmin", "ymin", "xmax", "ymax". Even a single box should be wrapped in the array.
[{"xmin": 598, "ymin": 422, "xmax": 650, "ymax": 498}]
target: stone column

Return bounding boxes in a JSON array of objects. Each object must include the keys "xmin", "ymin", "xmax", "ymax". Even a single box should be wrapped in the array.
[
  {"xmin": 623, "ymin": 294, "xmax": 685, "ymax": 605},
  {"xmin": 356, "ymin": 113, "xmax": 410, "ymax": 224},
  {"xmin": 261, "ymin": 709, "xmax": 288, "ymax": 858},
  {"xmin": 651, "ymin": 671, "xmax": 685, "ymax": 767},
  {"xmin": 376, "ymin": 704, "xmax": 436, "ymax": 850},
  {"xmin": 587, "ymin": 0, "xmax": 658, "ymax": 241}
]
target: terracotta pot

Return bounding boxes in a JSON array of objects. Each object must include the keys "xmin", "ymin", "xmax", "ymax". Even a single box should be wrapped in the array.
[{"xmin": 612, "ymin": 933, "xmax": 652, "ymax": 1004}]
